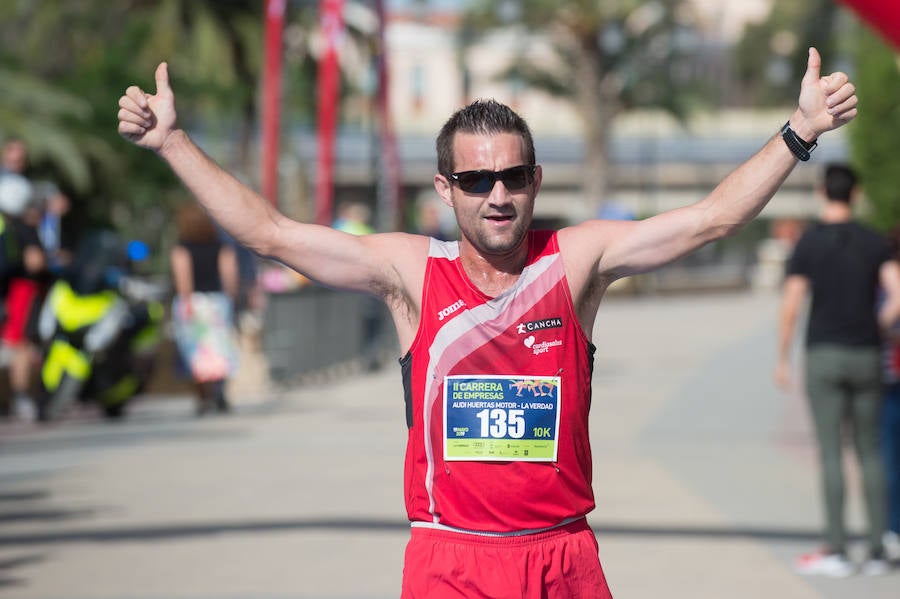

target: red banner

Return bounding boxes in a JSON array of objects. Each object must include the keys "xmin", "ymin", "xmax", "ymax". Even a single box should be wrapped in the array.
[
  {"xmin": 261, "ymin": 0, "xmax": 285, "ymax": 205},
  {"xmin": 374, "ymin": 0, "xmax": 402, "ymax": 231},
  {"xmin": 839, "ymin": 0, "xmax": 900, "ymax": 49},
  {"xmin": 315, "ymin": 0, "xmax": 344, "ymax": 226}
]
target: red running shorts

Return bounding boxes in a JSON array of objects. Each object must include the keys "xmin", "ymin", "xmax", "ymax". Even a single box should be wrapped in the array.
[
  {"xmin": 1, "ymin": 278, "xmax": 40, "ymax": 345},
  {"xmin": 401, "ymin": 518, "xmax": 613, "ymax": 598}
]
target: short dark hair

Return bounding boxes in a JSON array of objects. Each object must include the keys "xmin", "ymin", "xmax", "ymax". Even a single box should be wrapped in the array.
[
  {"xmin": 436, "ymin": 99, "xmax": 535, "ymax": 177},
  {"xmin": 176, "ymin": 202, "xmax": 218, "ymax": 244},
  {"xmin": 823, "ymin": 163, "xmax": 858, "ymax": 203}
]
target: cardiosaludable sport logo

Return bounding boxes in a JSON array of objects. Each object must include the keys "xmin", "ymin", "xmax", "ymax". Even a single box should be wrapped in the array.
[{"xmin": 523, "ymin": 336, "xmax": 563, "ymax": 355}]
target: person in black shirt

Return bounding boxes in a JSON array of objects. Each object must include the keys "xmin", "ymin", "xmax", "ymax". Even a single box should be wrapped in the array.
[
  {"xmin": 170, "ymin": 203, "xmax": 239, "ymax": 415},
  {"xmin": 777, "ymin": 163, "xmax": 900, "ymax": 576}
]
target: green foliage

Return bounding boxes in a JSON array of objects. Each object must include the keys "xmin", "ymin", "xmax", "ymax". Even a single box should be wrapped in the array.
[
  {"xmin": 732, "ymin": 0, "xmax": 838, "ymax": 107},
  {"xmin": 462, "ymin": 0, "xmax": 709, "ymax": 118},
  {"xmin": 848, "ymin": 29, "xmax": 900, "ymax": 231},
  {"xmin": 0, "ymin": 0, "xmax": 386, "ymax": 261},
  {"xmin": 0, "ymin": 0, "xmax": 268, "ymax": 264}
]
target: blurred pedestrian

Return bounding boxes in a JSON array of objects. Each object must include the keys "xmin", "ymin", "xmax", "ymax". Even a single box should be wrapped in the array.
[
  {"xmin": 170, "ymin": 203, "xmax": 239, "ymax": 415},
  {"xmin": 0, "ymin": 171, "xmax": 46, "ymax": 422},
  {"xmin": 881, "ymin": 224, "xmax": 900, "ymax": 562},
  {"xmin": 120, "ymin": 48, "xmax": 856, "ymax": 597},
  {"xmin": 1, "ymin": 138, "xmax": 27, "ymax": 176},
  {"xmin": 332, "ymin": 200, "xmax": 374, "ymax": 236},
  {"xmin": 35, "ymin": 181, "xmax": 73, "ymax": 273},
  {"xmin": 776, "ymin": 163, "xmax": 900, "ymax": 576},
  {"xmin": 413, "ymin": 197, "xmax": 454, "ymax": 241}
]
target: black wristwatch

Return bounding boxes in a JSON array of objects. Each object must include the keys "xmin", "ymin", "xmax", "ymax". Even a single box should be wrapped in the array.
[{"xmin": 781, "ymin": 121, "xmax": 818, "ymax": 162}]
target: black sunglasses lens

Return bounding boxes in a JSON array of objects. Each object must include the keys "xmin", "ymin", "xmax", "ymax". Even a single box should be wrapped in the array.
[
  {"xmin": 501, "ymin": 167, "xmax": 530, "ymax": 190},
  {"xmin": 457, "ymin": 172, "xmax": 495, "ymax": 193},
  {"xmin": 453, "ymin": 166, "xmax": 533, "ymax": 193}
]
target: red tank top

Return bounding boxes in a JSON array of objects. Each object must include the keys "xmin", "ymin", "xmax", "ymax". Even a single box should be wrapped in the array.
[{"xmin": 401, "ymin": 230, "xmax": 596, "ymax": 532}]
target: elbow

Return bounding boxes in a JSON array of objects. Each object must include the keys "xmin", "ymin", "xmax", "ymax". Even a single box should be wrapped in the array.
[
  {"xmin": 244, "ymin": 212, "xmax": 286, "ymax": 259},
  {"xmin": 696, "ymin": 222, "xmax": 738, "ymax": 248},
  {"xmin": 710, "ymin": 218, "xmax": 744, "ymax": 242}
]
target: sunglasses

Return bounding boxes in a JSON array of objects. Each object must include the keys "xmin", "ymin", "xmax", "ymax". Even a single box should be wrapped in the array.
[{"xmin": 448, "ymin": 165, "xmax": 537, "ymax": 194}]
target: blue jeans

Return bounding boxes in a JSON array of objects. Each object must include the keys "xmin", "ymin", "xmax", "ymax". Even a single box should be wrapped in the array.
[{"xmin": 885, "ymin": 383, "xmax": 900, "ymax": 534}]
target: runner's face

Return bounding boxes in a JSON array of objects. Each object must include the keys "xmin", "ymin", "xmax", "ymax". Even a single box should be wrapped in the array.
[{"xmin": 438, "ymin": 132, "xmax": 540, "ymax": 256}]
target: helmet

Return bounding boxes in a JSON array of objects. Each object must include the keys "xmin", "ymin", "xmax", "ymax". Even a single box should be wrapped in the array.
[
  {"xmin": 0, "ymin": 172, "xmax": 33, "ymax": 216},
  {"xmin": 69, "ymin": 229, "xmax": 130, "ymax": 295}
]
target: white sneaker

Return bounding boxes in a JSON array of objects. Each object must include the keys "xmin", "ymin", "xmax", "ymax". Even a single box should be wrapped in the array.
[
  {"xmin": 13, "ymin": 396, "xmax": 36, "ymax": 423},
  {"xmin": 794, "ymin": 551, "xmax": 855, "ymax": 577},
  {"xmin": 884, "ymin": 531, "xmax": 900, "ymax": 561}
]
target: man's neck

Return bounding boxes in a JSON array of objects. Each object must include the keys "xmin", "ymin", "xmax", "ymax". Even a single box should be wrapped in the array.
[
  {"xmin": 821, "ymin": 200, "xmax": 852, "ymax": 223},
  {"xmin": 458, "ymin": 238, "xmax": 529, "ymax": 297}
]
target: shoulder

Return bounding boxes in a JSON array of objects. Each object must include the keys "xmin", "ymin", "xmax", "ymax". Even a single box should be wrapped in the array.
[
  {"xmin": 853, "ymin": 221, "xmax": 888, "ymax": 240},
  {"xmin": 557, "ymin": 219, "xmax": 630, "ymax": 248},
  {"xmin": 363, "ymin": 231, "xmax": 430, "ymax": 291},
  {"xmin": 556, "ymin": 219, "xmax": 632, "ymax": 267},
  {"xmin": 792, "ymin": 222, "xmax": 823, "ymax": 248}
]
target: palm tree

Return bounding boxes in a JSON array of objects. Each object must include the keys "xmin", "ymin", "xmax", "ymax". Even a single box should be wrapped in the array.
[
  {"xmin": 0, "ymin": 67, "xmax": 99, "ymax": 193},
  {"xmin": 463, "ymin": 0, "xmax": 708, "ymax": 218}
]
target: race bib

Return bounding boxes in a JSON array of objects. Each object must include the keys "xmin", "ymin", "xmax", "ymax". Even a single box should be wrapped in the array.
[{"xmin": 443, "ymin": 375, "xmax": 561, "ymax": 462}]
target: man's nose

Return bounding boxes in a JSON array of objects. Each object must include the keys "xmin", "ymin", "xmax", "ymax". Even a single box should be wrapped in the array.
[{"xmin": 488, "ymin": 179, "xmax": 513, "ymax": 203}]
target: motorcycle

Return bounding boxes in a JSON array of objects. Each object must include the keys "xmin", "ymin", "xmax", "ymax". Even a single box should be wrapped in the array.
[{"xmin": 36, "ymin": 231, "xmax": 167, "ymax": 421}]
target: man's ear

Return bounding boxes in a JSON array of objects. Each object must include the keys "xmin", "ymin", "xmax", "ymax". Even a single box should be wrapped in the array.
[{"xmin": 434, "ymin": 174, "xmax": 454, "ymax": 208}]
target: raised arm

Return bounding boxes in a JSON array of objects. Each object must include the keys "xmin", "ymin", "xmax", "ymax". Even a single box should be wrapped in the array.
[
  {"xmin": 117, "ymin": 63, "xmax": 422, "ymax": 298},
  {"xmin": 563, "ymin": 48, "xmax": 857, "ymax": 285}
]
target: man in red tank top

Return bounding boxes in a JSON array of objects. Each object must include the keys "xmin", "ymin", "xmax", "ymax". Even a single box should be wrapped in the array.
[{"xmin": 116, "ymin": 48, "xmax": 869, "ymax": 597}]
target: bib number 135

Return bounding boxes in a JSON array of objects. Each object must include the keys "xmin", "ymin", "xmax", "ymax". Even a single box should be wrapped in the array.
[
  {"xmin": 476, "ymin": 408, "xmax": 525, "ymax": 439},
  {"xmin": 444, "ymin": 375, "xmax": 561, "ymax": 461}
]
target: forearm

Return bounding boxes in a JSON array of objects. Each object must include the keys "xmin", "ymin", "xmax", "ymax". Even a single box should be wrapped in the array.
[
  {"xmin": 778, "ymin": 276, "xmax": 807, "ymax": 363},
  {"xmin": 778, "ymin": 311, "xmax": 797, "ymax": 363},
  {"xmin": 159, "ymin": 130, "xmax": 283, "ymax": 258},
  {"xmin": 697, "ymin": 114, "xmax": 805, "ymax": 242}
]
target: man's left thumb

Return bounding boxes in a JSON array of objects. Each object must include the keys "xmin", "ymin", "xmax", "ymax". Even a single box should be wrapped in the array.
[{"xmin": 802, "ymin": 47, "xmax": 821, "ymax": 86}]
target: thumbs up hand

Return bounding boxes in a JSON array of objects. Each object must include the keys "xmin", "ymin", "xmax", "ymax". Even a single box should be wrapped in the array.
[
  {"xmin": 792, "ymin": 47, "xmax": 858, "ymax": 141},
  {"xmin": 117, "ymin": 62, "xmax": 178, "ymax": 152}
]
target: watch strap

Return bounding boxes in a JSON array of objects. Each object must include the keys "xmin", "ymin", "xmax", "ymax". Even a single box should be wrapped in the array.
[{"xmin": 781, "ymin": 121, "xmax": 818, "ymax": 162}]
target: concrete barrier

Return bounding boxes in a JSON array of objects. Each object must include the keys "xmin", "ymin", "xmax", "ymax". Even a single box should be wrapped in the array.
[{"xmin": 261, "ymin": 286, "xmax": 395, "ymax": 384}]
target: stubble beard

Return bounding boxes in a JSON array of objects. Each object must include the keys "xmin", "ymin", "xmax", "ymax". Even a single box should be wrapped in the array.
[{"xmin": 471, "ymin": 213, "xmax": 530, "ymax": 257}]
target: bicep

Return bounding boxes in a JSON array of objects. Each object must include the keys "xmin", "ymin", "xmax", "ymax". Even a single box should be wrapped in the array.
[
  {"xmin": 780, "ymin": 275, "xmax": 808, "ymax": 316},
  {"xmin": 586, "ymin": 204, "xmax": 715, "ymax": 279},
  {"xmin": 268, "ymin": 218, "xmax": 422, "ymax": 299}
]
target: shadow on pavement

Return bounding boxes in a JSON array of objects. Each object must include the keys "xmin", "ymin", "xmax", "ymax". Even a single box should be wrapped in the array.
[{"xmin": 0, "ymin": 517, "xmax": 830, "ymax": 546}]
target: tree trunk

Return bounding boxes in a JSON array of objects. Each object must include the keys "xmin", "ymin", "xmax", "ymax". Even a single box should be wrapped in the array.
[{"xmin": 571, "ymin": 36, "xmax": 620, "ymax": 221}]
